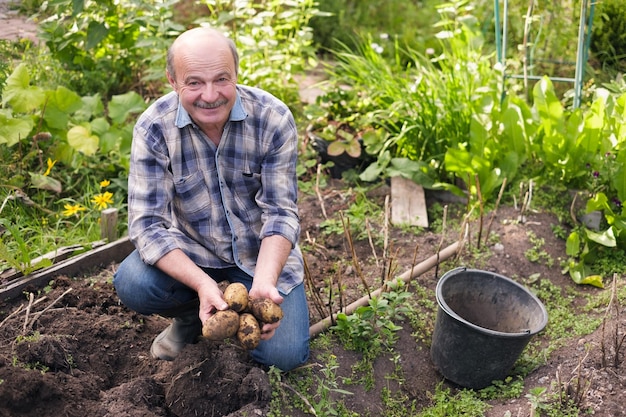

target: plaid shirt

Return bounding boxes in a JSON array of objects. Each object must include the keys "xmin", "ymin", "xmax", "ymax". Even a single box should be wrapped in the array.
[{"xmin": 128, "ymin": 85, "xmax": 303, "ymax": 294}]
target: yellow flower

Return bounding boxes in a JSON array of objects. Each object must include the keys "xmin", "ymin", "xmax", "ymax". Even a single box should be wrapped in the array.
[
  {"xmin": 100, "ymin": 179, "xmax": 111, "ymax": 188},
  {"xmin": 62, "ymin": 203, "xmax": 86, "ymax": 217},
  {"xmin": 44, "ymin": 158, "xmax": 57, "ymax": 176},
  {"xmin": 91, "ymin": 191, "xmax": 114, "ymax": 210}
]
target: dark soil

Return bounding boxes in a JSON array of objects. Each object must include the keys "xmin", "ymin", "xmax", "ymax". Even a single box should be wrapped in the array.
[{"xmin": 1, "ymin": 179, "xmax": 625, "ymax": 417}]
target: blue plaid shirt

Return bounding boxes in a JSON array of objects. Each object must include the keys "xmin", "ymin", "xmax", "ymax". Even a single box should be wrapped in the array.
[{"xmin": 128, "ymin": 85, "xmax": 303, "ymax": 294}]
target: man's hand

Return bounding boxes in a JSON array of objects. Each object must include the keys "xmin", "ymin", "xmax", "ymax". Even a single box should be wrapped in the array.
[
  {"xmin": 249, "ymin": 283, "xmax": 283, "ymax": 340},
  {"xmin": 155, "ymin": 249, "xmax": 228, "ymax": 324},
  {"xmin": 197, "ymin": 279, "xmax": 229, "ymax": 324}
]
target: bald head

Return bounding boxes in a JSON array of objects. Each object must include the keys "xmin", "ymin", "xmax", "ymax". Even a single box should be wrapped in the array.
[{"xmin": 166, "ymin": 27, "xmax": 239, "ymax": 82}]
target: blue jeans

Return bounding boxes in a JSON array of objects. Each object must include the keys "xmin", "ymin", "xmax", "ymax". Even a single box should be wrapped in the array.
[{"xmin": 114, "ymin": 250, "xmax": 310, "ymax": 371}]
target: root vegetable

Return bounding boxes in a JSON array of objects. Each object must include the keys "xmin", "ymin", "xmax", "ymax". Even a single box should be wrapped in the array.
[
  {"xmin": 223, "ymin": 282, "xmax": 249, "ymax": 313},
  {"xmin": 237, "ymin": 313, "xmax": 261, "ymax": 350},
  {"xmin": 249, "ymin": 298, "xmax": 283, "ymax": 324},
  {"xmin": 202, "ymin": 309, "xmax": 239, "ymax": 340}
]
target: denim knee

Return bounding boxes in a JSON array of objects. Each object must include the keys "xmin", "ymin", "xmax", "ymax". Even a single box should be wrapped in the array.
[{"xmin": 250, "ymin": 282, "xmax": 310, "ymax": 371}]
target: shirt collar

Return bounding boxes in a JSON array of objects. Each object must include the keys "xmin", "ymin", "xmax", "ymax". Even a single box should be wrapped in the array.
[{"xmin": 174, "ymin": 90, "xmax": 248, "ymax": 128}]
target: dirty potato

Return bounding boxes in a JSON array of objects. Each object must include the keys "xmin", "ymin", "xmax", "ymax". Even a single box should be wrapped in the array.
[
  {"xmin": 223, "ymin": 282, "xmax": 249, "ymax": 313},
  {"xmin": 249, "ymin": 298, "xmax": 284, "ymax": 324},
  {"xmin": 237, "ymin": 313, "xmax": 261, "ymax": 350},
  {"xmin": 202, "ymin": 309, "xmax": 239, "ymax": 340}
]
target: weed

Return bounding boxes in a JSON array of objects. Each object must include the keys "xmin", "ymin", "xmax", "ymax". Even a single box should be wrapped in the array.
[
  {"xmin": 417, "ymin": 382, "xmax": 489, "ymax": 417},
  {"xmin": 380, "ymin": 386, "xmax": 418, "ymax": 417},
  {"xmin": 525, "ymin": 231, "xmax": 554, "ymax": 267},
  {"xmin": 532, "ymin": 278, "xmax": 603, "ymax": 349}
]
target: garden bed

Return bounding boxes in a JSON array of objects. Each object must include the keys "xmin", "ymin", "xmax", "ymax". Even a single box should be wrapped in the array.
[{"xmin": 0, "ymin": 180, "xmax": 624, "ymax": 417}]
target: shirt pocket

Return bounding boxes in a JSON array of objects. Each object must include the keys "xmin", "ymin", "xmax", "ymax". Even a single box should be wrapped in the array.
[{"xmin": 172, "ymin": 170, "xmax": 214, "ymax": 224}]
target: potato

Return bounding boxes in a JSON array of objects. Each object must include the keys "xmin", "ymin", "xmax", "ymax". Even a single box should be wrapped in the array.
[
  {"xmin": 237, "ymin": 313, "xmax": 261, "ymax": 350},
  {"xmin": 223, "ymin": 282, "xmax": 249, "ymax": 313},
  {"xmin": 202, "ymin": 309, "xmax": 239, "ymax": 340},
  {"xmin": 249, "ymin": 298, "xmax": 284, "ymax": 324}
]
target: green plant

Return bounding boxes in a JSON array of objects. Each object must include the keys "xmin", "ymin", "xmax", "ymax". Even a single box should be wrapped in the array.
[
  {"xmin": 36, "ymin": 0, "xmax": 184, "ymax": 97},
  {"xmin": 310, "ymin": 0, "xmax": 439, "ymax": 60},
  {"xmin": 417, "ymin": 383, "xmax": 489, "ymax": 417},
  {"xmin": 525, "ymin": 230, "xmax": 554, "ymax": 267},
  {"xmin": 591, "ymin": 0, "xmax": 626, "ymax": 74},
  {"xmin": 313, "ymin": 1, "xmax": 502, "ymax": 200},
  {"xmin": 319, "ymin": 187, "xmax": 384, "ymax": 240},
  {"xmin": 0, "ymin": 63, "xmax": 142, "ymax": 266},
  {"xmin": 198, "ymin": 0, "xmax": 322, "ymax": 114},
  {"xmin": 565, "ymin": 192, "xmax": 626, "ymax": 287},
  {"xmin": 331, "ymin": 279, "xmax": 412, "ymax": 354}
]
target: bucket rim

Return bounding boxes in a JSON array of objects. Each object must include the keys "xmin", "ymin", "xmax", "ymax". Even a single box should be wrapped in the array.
[{"xmin": 436, "ymin": 267, "xmax": 548, "ymax": 338}]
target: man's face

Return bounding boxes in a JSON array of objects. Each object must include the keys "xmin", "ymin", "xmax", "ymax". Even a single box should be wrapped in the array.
[{"xmin": 168, "ymin": 37, "xmax": 237, "ymax": 136}]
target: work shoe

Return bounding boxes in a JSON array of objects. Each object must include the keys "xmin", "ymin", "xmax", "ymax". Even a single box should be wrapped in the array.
[{"xmin": 150, "ymin": 313, "xmax": 202, "ymax": 361}]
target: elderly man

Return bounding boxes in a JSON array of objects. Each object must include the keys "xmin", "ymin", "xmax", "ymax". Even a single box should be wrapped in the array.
[{"xmin": 113, "ymin": 27, "xmax": 310, "ymax": 372}]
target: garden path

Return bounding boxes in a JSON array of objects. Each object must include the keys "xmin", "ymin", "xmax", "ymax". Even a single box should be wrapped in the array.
[{"xmin": 0, "ymin": 0, "xmax": 37, "ymax": 42}]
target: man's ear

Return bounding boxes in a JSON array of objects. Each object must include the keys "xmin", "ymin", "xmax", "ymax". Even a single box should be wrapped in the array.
[{"xmin": 166, "ymin": 70, "xmax": 177, "ymax": 90}]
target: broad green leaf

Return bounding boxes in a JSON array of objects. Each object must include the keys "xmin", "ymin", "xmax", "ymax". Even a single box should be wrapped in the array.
[
  {"xmin": 444, "ymin": 147, "xmax": 473, "ymax": 175},
  {"xmin": 501, "ymin": 104, "xmax": 527, "ymax": 157},
  {"xmin": 344, "ymin": 140, "xmax": 361, "ymax": 158},
  {"xmin": 614, "ymin": 151, "xmax": 626, "ymax": 203},
  {"xmin": 533, "ymin": 76, "xmax": 563, "ymax": 134},
  {"xmin": 86, "ymin": 21, "xmax": 109, "ymax": 50},
  {"xmin": 586, "ymin": 192, "xmax": 611, "ymax": 213},
  {"xmin": 74, "ymin": 94, "xmax": 105, "ymax": 121},
  {"xmin": 327, "ymin": 140, "xmax": 347, "ymax": 156},
  {"xmin": 566, "ymin": 231, "xmax": 580, "ymax": 257},
  {"xmin": 43, "ymin": 86, "xmax": 83, "ymax": 130},
  {"xmin": 108, "ymin": 91, "xmax": 146, "ymax": 125},
  {"xmin": 579, "ymin": 274, "xmax": 604, "ymax": 288},
  {"xmin": 67, "ymin": 124, "xmax": 99, "ymax": 156},
  {"xmin": 90, "ymin": 117, "xmax": 111, "ymax": 136},
  {"xmin": 0, "ymin": 110, "xmax": 34, "ymax": 146},
  {"xmin": 387, "ymin": 158, "xmax": 436, "ymax": 188},
  {"xmin": 469, "ymin": 113, "xmax": 489, "ymax": 157},
  {"xmin": 72, "ymin": 0, "xmax": 85, "ymax": 15},
  {"xmin": 361, "ymin": 129, "xmax": 387, "ymax": 155},
  {"xmin": 585, "ymin": 227, "xmax": 616, "ymax": 248},
  {"xmin": 1, "ymin": 63, "xmax": 46, "ymax": 113},
  {"xmin": 29, "ymin": 173, "xmax": 62, "ymax": 193}
]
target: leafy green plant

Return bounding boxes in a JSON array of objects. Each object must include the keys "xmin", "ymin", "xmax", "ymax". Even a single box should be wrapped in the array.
[
  {"xmin": 565, "ymin": 192, "xmax": 626, "ymax": 287},
  {"xmin": 417, "ymin": 383, "xmax": 489, "ymax": 417},
  {"xmin": 591, "ymin": 0, "xmax": 626, "ymax": 74},
  {"xmin": 331, "ymin": 279, "xmax": 412, "ymax": 354},
  {"xmin": 319, "ymin": 187, "xmax": 384, "ymax": 240},
  {"xmin": 198, "ymin": 0, "xmax": 323, "ymax": 113},
  {"xmin": 36, "ymin": 0, "xmax": 184, "ymax": 97},
  {"xmin": 311, "ymin": 1, "xmax": 502, "ymax": 199},
  {"xmin": 1, "ymin": 63, "xmax": 143, "ymax": 266}
]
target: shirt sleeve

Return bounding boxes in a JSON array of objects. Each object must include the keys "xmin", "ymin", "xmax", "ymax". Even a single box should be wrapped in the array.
[
  {"xmin": 257, "ymin": 109, "xmax": 301, "ymax": 248},
  {"xmin": 127, "ymin": 113, "xmax": 181, "ymax": 265}
]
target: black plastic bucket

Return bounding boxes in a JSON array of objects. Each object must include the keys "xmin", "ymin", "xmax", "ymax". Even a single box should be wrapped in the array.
[{"xmin": 430, "ymin": 267, "xmax": 548, "ymax": 389}]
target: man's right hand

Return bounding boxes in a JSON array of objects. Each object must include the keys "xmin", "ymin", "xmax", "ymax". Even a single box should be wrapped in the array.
[{"xmin": 196, "ymin": 279, "xmax": 229, "ymax": 324}]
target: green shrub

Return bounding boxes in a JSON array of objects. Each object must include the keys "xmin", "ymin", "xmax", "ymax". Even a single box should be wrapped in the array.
[
  {"xmin": 591, "ymin": 0, "xmax": 626, "ymax": 73},
  {"xmin": 36, "ymin": 0, "xmax": 184, "ymax": 98},
  {"xmin": 310, "ymin": 0, "xmax": 440, "ymax": 61},
  {"xmin": 197, "ymin": 0, "xmax": 322, "ymax": 114}
]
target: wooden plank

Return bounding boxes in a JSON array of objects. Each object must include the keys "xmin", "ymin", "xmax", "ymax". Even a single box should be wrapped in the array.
[
  {"xmin": 0, "ymin": 236, "xmax": 134, "ymax": 302},
  {"xmin": 390, "ymin": 176, "xmax": 429, "ymax": 228}
]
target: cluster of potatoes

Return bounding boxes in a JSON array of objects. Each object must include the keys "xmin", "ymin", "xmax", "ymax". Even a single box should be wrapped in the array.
[{"xmin": 202, "ymin": 282, "xmax": 283, "ymax": 350}]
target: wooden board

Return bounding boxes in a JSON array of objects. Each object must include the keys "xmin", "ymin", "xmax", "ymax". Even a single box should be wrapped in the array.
[
  {"xmin": 0, "ymin": 236, "xmax": 134, "ymax": 302},
  {"xmin": 390, "ymin": 176, "xmax": 429, "ymax": 228}
]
